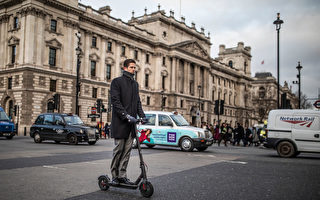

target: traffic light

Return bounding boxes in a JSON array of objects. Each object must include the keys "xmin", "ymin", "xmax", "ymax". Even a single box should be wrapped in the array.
[
  {"xmin": 214, "ymin": 100, "xmax": 219, "ymax": 115},
  {"xmin": 220, "ymin": 100, "xmax": 224, "ymax": 115},
  {"xmin": 53, "ymin": 94, "xmax": 60, "ymax": 110},
  {"xmin": 101, "ymin": 104, "xmax": 106, "ymax": 112},
  {"xmin": 96, "ymin": 99, "xmax": 102, "ymax": 113}
]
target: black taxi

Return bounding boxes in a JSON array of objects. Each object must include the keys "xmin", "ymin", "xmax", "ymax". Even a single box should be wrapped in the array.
[{"xmin": 30, "ymin": 113, "xmax": 99, "ymax": 145}]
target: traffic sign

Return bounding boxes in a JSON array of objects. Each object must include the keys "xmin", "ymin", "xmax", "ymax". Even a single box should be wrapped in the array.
[{"xmin": 313, "ymin": 100, "xmax": 320, "ymax": 109}]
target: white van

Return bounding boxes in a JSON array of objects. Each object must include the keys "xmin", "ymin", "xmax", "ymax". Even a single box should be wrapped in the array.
[{"xmin": 264, "ymin": 109, "xmax": 320, "ymax": 157}]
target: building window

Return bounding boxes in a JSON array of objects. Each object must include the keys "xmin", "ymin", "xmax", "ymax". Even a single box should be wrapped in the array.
[
  {"xmin": 145, "ymin": 74, "xmax": 149, "ymax": 88},
  {"xmin": 8, "ymin": 77, "xmax": 12, "ymax": 89},
  {"xmin": 189, "ymin": 80, "xmax": 194, "ymax": 95},
  {"xmin": 106, "ymin": 64, "xmax": 111, "ymax": 80},
  {"xmin": 92, "ymin": 87, "xmax": 97, "ymax": 98},
  {"xmin": 218, "ymin": 77, "xmax": 221, "ymax": 85},
  {"xmin": 121, "ymin": 46, "xmax": 126, "ymax": 56},
  {"xmin": 162, "ymin": 56, "xmax": 166, "ymax": 65},
  {"xmin": 259, "ymin": 87, "xmax": 266, "ymax": 98},
  {"xmin": 146, "ymin": 54, "xmax": 149, "ymax": 63},
  {"xmin": 180, "ymin": 100, "xmax": 184, "ymax": 108},
  {"xmin": 49, "ymin": 48, "xmax": 56, "ymax": 66},
  {"xmin": 134, "ymin": 50, "xmax": 138, "ymax": 60},
  {"xmin": 50, "ymin": 79, "xmax": 56, "ymax": 92},
  {"xmin": 91, "ymin": 61, "xmax": 96, "ymax": 77},
  {"xmin": 92, "ymin": 36, "xmax": 97, "ymax": 47},
  {"xmin": 13, "ymin": 17, "xmax": 18, "ymax": 29},
  {"xmin": 107, "ymin": 41, "xmax": 112, "ymax": 51},
  {"xmin": 162, "ymin": 76, "xmax": 165, "ymax": 90},
  {"xmin": 147, "ymin": 96, "xmax": 150, "ymax": 105},
  {"xmin": 244, "ymin": 61, "xmax": 247, "ymax": 73},
  {"xmin": 212, "ymin": 90, "xmax": 215, "ymax": 101},
  {"xmin": 228, "ymin": 60, "xmax": 233, "ymax": 68},
  {"xmin": 50, "ymin": 19, "xmax": 57, "ymax": 32},
  {"xmin": 11, "ymin": 45, "xmax": 16, "ymax": 64}
]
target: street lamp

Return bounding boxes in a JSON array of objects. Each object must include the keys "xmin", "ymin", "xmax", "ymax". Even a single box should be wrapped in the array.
[
  {"xmin": 273, "ymin": 13, "xmax": 284, "ymax": 109},
  {"xmin": 160, "ymin": 90, "xmax": 164, "ymax": 111},
  {"xmin": 75, "ymin": 31, "xmax": 82, "ymax": 115},
  {"xmin": 293, "ymin": 62, "xmax": 302, "ymax": 109}
]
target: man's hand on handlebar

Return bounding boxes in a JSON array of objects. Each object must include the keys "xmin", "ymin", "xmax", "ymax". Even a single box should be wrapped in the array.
[{"xmin": 126, "ymin": 114, "xmax": 138, "ymax": 124}]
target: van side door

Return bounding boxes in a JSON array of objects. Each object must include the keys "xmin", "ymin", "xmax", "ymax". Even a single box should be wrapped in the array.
[{"xmin": 292, "ymin": 114, "xmax": 320, "ymax": 152}]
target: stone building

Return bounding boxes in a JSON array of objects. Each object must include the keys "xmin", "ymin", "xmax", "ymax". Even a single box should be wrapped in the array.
[
  {"xmin": 252, "ymin": 72, "xmax": 298, "ymax": 123},
  {"xmin": 0, "ymin": 0, "xmax": 296, "ymax": 135}
]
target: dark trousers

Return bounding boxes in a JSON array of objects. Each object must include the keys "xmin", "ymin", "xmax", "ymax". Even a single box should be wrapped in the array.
[{"xmin": 110, "ymin": 137, "xmax": 133, "ymax": 179}]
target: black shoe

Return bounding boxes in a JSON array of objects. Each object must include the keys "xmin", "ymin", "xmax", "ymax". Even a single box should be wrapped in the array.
[
  {"xmin": 119, "ymin": 177, "xmax": 134, "ymax": 185},
  {"xmin": 111, "ymin": 178, "xmax": 120, "ymax": 185}
]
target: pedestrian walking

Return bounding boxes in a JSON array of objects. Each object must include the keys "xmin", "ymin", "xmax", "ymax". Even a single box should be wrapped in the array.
[{"xmin": 104, "ymin": 122, "xmax": 110, "ymax": 139}]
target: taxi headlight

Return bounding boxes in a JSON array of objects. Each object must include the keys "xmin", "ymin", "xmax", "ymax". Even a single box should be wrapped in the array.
[
  {"xmin": 80, "ymin": 129, "xmax": 84, "ymax": 134},
  {"xmin": 95, "ymin": 129, "xmax": 99, "ymax": 133},
  {"xmin": 197, "ymin": 131, "xmax": 205, "ymax": 138}
]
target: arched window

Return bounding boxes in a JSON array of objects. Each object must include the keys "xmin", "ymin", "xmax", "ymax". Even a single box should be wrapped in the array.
[
  {"xmin": 259, "ymin": 87, "xmax": 266, "ymax": 98},
  {"xmin": 228, "ymin": 60, "xmax": 233, "ymax": 68}
]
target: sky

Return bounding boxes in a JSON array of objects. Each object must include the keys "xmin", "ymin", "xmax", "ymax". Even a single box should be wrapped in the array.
[{"xmin": 80, "ymin": 0, "xmax": 320, "ymax": 102}]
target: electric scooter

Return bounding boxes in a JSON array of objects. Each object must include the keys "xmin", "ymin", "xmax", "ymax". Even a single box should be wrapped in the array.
[{"xmin": 98, "ymin": 119, "xmax": 154, "ymax": 198}]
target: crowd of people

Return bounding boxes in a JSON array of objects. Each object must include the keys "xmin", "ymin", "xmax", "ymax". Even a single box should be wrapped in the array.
[{"xmin": 202, "ymin": 122, "xmax": 266, "ymax": 147}]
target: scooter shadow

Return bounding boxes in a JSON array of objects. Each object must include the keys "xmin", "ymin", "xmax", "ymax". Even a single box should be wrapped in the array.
[{"xmin": 65, "ymin": 189, "xmax": 148, "ymax": 200}]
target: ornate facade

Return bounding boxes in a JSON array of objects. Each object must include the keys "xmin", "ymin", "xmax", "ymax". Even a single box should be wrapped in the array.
[{"xmin": 0, "ymin": 0, "xmax": 296, "ymax": 135}]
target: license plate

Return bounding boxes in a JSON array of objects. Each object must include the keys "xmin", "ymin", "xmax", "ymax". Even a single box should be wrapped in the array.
[
  {"xmin": 89, "ymin": 138, "xmax": 96, "ymax": 142},
  {"xmin": 3, "ymin": 133, "xmax": 10, "ymax": 136},
  {"xmin": 206, "ymin": 141, "xmax": 212, "ymax": 145}
]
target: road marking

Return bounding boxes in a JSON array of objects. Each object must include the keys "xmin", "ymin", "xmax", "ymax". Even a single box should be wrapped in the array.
[
  {"xmin": 221, "ymin": 160, "xmax": 247, "ymax": 165},
  {"xmin": 83, "ymin": 161, "xmax": 102, "ymax": 165},
  {"xmin": 43, "ymin": 165, "xmax": 66, "ymax": 170}
]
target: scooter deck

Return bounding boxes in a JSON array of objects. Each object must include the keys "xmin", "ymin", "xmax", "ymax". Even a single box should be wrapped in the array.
[{"xmin": 108, "ymin": 182, "xmax": 139, "ymax": 189}]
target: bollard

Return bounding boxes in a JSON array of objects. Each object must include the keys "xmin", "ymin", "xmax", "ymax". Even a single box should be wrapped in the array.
[{"xmin": 24, "ymin": 127, "xmax": 26, "ymax": 136}]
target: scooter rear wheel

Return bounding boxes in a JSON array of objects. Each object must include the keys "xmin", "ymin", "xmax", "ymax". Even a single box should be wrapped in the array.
[
  {"xmin": 98, "ymin": 175, "xmax": 110, "ymax": 191},
  {"xmin": 139, "ymin": 181, "xmax": 154, "ymax": 198}
]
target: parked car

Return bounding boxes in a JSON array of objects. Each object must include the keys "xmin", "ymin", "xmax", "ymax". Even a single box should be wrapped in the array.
[
  {"xmin": 264, "ymin": 109, "xmax": 320, "ymax": 157},
  {"xmin": 30, "ymin": 113, "xmax": 99, "ymax": 145},
  {"xmin": 0, "ymin": 106, "xmax": 15, "ymax": 139},
  {"xmin": 134, "ymin": 111, "xmax": 213, "ymax": 152}
]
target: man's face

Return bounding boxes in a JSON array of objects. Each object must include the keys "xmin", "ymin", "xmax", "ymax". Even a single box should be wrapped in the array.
[{"xmin": 124, "ymin": 62, "xmax": 136, "ymax": 74}]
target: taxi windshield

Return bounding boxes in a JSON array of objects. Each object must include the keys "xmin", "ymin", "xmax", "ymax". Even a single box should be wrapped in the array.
[
  {"xmin": 63, "ymin": 115, "xmax": 84, "ymax": 125},
  {"xmin": 170, "ymin": 114, "xmax": 189, "ymax": 126},
  {"xmin": 0, "ymin": 111, "xmax": 10, "ymax": 121}
]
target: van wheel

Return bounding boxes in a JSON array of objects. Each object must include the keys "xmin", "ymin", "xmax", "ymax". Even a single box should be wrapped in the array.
[
  {"xmin": 180, "ymin": 137, "xmax": 194, "ymax": 152},
  {"xmin": 34, "ymin": 133, "xmax": 42, "ymax": 143},
  {"xmin": 6, "ymin": 135, "xmax": 14, "ymax": 139},
  {"xmin": 277, "ymin": 141, "xmax": 295, "ymax": 158}
]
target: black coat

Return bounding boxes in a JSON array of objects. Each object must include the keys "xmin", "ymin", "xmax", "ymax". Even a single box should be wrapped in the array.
[{"xmin": 110, "ymin": 71, "xmax": 145, "ymax": 139}]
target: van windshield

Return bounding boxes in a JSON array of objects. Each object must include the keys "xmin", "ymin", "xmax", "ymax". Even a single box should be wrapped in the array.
[
  {"xmin": 0, "ymin": 111, "xmax": 10, "ymax": 121},
  {"xmin": 170, "ymin": 114, "xmax": 189, "ymax": 126}
]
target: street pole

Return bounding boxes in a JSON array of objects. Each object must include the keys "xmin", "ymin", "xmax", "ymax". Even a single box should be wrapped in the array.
[
  {"xmin": 297, "ymin": 62, "xmax": 302, "ymax": 109},
  {"xmin": 273, "ymin": 13, "xmax": 284, "ymax": 109},
  {"xmin": 198, "ymin": 85, "xmax": 201, "ymax": 127},
  {"xmin": 75, "ymin": 32, "xmax": 82, "ymax": 115},
  {"xmin": 293, "ymin": 62, "xmax": 303, "ymax": 109}
]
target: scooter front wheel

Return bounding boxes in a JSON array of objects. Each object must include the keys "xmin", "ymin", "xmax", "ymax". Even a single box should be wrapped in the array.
[
  {"xmin": 98, "ymin": 175, "xmax": 110, "ymax": 191},
  {"xmin": 139, "ymin": 181, "xmax": 154, "ymax": 198}
]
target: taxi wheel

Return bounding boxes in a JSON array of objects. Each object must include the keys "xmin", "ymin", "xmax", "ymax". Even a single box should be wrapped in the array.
[
  {"xmin": 146, "ymin": 144, "xmax": 155, "ymax": 148},
  {"xmin": 277, "ymin": 141, "xmax": 295, "ymax": 158},
  {"xmin": 68, "ymin": 134, "xmax": 78, "ymax": 145},
  {"xmin": 34, "ymin": 133, "xmax": 42, "ymax": 143},
  {"xmin": 6, "ymin": 135, "xmax": 13, "ymax": 139},
  {"xmin": 180, "ymin": 137, "xmax": 194, "ymax": 152}
]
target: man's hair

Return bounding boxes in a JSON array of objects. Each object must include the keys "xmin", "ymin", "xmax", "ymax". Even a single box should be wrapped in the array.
[{"xmin": 123, "ymin": 59, "xmax": 136, "ymax": 68}]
